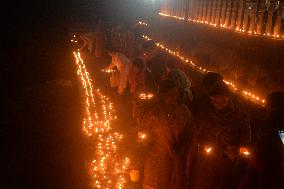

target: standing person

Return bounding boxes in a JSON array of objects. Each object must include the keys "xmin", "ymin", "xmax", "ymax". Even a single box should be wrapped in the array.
[
  {"xmin": 103, "ymin": 50, "xmax": 130, "ymax": 95},
  {"xmin": 239, "ymin": 91, "xmax": 284, "ymax": 189},
  {"xmin": 95, "ymin": 20, "xmax": 107, "ymax": 58},
  {"xmin": 141, "ymin": 79, "xmax": 192, "ymax": 189},
  {"xmin": 129, "ymin": 58, "xmax": 146, "ymax": 96},
  {"xmin": 167, "ymin": 69, "xmax": 194, "ymax": 110},
  {"xmin": 142, "ymin": 40, "xmax": 168, "ymax": 95},
  {"xmin": 191, "ymin": 81, "xmax": 251, "ymax": 189},
  {"xmin": 129, "ymin": 58, "xmax": 146, "ymax": 121},
  {"xmin": 191, "ymin": 72, "xmax": 223, "ymax": 117}
]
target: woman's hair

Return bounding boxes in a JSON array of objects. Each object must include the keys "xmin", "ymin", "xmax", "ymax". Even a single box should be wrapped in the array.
[
  {"xmin": 142, "ymin": 40, "xmax": 156, "ymax": 50},
  {"xmin": 132, "ymin": 58, "xmax": 144, "ymax": 71},
  {"xmin": 202, "ymin": 72, "xmax": 223, "ymax": 88},
  {"xmin": 266, "ymin": 91, "xmax": 284, "ymax": 112},
  {"xmin": 209, "ymin": 81, "xmax": 230, "ymax": 97},
  {"xmin": 168, "ymin": 69, "xmax": 191, "ymax": 89},
  {"xmin": 158, "ymin": 79, "xmax": 177, "ymax": 96}
]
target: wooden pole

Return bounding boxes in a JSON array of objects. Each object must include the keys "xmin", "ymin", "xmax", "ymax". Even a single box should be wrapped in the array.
[
  {"xmin": 256, "ymin": 1, "xmax": 265, "ymax": 33},
  {"xmin": 249, "ymin": 1, "xmax": 257, "ymax": 32},
  {"xmin": 225, "ymin": 0, "xmax": 233, "ymax": 27},
  {"xmin": 203, "ymin": 0, "xmax": 208, "ymax": 21},
  {"xmin": 231, "ymin": 0, "xmax": 239, "ymax": 29},
  {"xmin": 236, "ymin": 0, "xmax": 245, "ymax": 29},
  {"xmin": 207, "ymin": 0, "xmax": 213, "ymax": 22},
  {"xmin": 220, "ymin": 0, "xmax": 227, "ymax": 26},
  {"xmin": 198, "ymin": 0, "xmax": 203, "ymax": 20},
  {"xmin": 215, "ymin": 0, "xmax": 223, "ymax": 26},
  {"xmin": 265, "ymin": 4, "xmax": 273, "ymax": 34},
  {"xmin": 211, "ymin": 0, "xmax": 217, "ymax": 24},
  {"xmin": 274, "ymin": 3, "xmax": 283, "ymax": 36}
]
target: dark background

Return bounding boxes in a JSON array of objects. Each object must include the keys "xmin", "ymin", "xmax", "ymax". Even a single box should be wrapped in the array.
[{"xmin": 1, "ymin": 0, "xmax": 157, "ymax": 188}]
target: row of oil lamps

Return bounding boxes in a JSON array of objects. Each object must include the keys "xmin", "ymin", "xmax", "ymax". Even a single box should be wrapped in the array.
[{"xmin": 159, "ymin": 12, "xmax": 283, "ymax": 40}]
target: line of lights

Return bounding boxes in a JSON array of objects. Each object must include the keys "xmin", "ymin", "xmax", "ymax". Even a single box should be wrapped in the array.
[
  {"xmin": 142, "ymin": 35, "xmax": 266, "ymax": 105},
  {"xmin": 158, "ymin": 12, "xmax": 283, "ymax": 40},
  {"xmin": 73, "ymin": 48, "xmax": 129, "ymax": 188},
  {"xmin": 138, "ymin": 21, "xmax": 148, "ymax": 26},
  {"xmin": 138, "ymin": 93, "xmax": 154, "ymax": 100},
  {"xmin": 102, "ymin": 69, "xmax": 117, "ymax": 73}
]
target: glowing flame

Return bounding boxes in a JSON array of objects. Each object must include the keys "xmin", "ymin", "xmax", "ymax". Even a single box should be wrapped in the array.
[
  {"xmin": 240, "ymin": 147, "xmax": 250, "ymax": 156},
  {"xmin": 138, "ymin": 21, "xmax": 147, "ymax": 26},
  {"xmin": 139, "ymin": 93, "xmax": 154, "ymax": 100},
  {"xmin": 204, "ymin": 146, "xmax": 212, "ymax": 153},
  {"xmin": 142, "ymin": 35, "xmax": 266, "ymax": 106},
  {"xmin": 102, "ymin": 69, "xmax": 117, "ymax": 73},
  {"xmin": 73, "ymin": 51, "xmax": 129, "ymax": 188},
  {"xmin": 137, "ymin": 131, "xmax": 147, "ymax": 141},
  {"xmin": 158, "ymin": 12, "xmax": 283, "ymax": 40}
]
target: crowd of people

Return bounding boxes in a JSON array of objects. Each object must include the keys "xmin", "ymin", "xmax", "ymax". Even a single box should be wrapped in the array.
[{"xmin": 93, "ymin": 24, "xmax": 284, "ymax": 189}]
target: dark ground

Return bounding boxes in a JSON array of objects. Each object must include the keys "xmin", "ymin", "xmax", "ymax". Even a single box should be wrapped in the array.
[
  {"xmin": 2, "ymin": 1, "xmax": 92, "ymax": 188},
  {"xmin": 1, "ymin": 1, "xmax": 148, "ymax": 188},
  {"xmin": 146, "ymin": 15, "xmax": 284, "ymax": 98}
]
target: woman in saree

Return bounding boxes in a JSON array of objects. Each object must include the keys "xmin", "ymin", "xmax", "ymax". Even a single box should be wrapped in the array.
[{"xmin": 141, "ymin": 79, "xmax": 192, "ymax": 189}]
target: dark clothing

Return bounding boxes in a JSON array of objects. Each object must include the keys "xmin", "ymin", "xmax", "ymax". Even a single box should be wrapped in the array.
[
  {"xmin": 141, "ymin": 103, "xmax": 192, "ymax": 189},
  {"xmin": 145, "ymin": 52, "xmax": 168, "ymax": 94},
  {"xmin": 191, "ymin": 101, "xmax": 250, "ymax": 189},
  {"xmin": 239, "ymin": 113, "xmax": 284, "ymax": 189}
]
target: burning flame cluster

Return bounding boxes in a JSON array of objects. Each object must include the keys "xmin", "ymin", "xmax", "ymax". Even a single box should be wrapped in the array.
[
  {"xmin": 73, "ymin": 51, "xmax": 129, "ymax": 188},
  {"xmin": 158, "ymin": 12, "xmax": 283, "ymax": 40},
  {"xmin": 102, "ymin": 69, "xmax": 117, "ymax": 73},
  {"xmin": 142, "ymin": 35, "xmax": 265, "ymax": 105},
  {"xmin": 138, "ymin": 21, "xmax": 148, "ymax": 26},
  {"xmin": 138, "ymin": 93, "xmax": 154, "ymax": 100}
]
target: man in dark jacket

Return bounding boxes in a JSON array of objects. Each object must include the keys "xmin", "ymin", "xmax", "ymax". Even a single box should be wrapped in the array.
[{"xmin": 239, "ymin": 91, "xmax": 284, "ymax": 189}]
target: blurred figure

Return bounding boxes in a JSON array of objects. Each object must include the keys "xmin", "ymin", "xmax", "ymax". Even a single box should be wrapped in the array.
[
  {"xmin": 129, "ymin": 58, "xmax": 146, "ymax": 96},
  {"xmin": 191, "ymin": 72, "xmax": 223, "ymax": 117},
  {"xmin": 142, "ymin": 40, "xmax": 159, "ymax": 63},
  {"xmin": 167, "ymin": 69, "xmax": 194, "ymax": 109},
  {"xmin": 79, "ymin": 32, "xmax": 94, "ymax": 53},
  {"xmin": 142, "ymin": 41, "xmax": 168, "ymax": 95},
  {"xmin": 126, "ymin": 30, "xmax": 135, "ymax": 58},
  {"xmin": 129, "ymin": 58, "xmax": 147, "ymax": 123},
  {"xmin": 103, "ymin": 50, "xmax": 130, "ymax": 95},
  {"xmin": 95, "ymin": 20, "xmax": 107, "ymax": 57},
  {"xmin": 141, "ymin": 79, "xmax": 192, "ymax": 189},
  {"xmin": 239, "ymin": 91, "xmax": 284, "ymax": 189},
  {"xmin": 190, "ymin": 81, "xmax": 250, "ymax": 189}
]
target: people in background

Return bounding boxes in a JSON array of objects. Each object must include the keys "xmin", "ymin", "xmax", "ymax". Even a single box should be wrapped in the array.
[
  {"xmin": 141, "ymin": 79, "xmax": 192, "ymax": 189},
  {"xmin": 129, "ymin": 58, "xmax": 147, "ymax": 123},
  {"xmin": 167, "ymin": 69, "xmax": 194, "ymax": 110},
  {"xmin": 191, "ymin": 81, "xmax": 251, "ymax": 189},
  {"xmin": 129, "ymin": 58, "xmax": 146, "ymax": 97},
  {"xmin": 103, "ymin": 50, "xmax": 130, "ymax": 95},
  {"xmin": 191, "ymin": 72, "xmax": 223, "ymax": 117},
  {"xmin": 239, "ymin": 91, "xmax": 284, "ymax": 189}
]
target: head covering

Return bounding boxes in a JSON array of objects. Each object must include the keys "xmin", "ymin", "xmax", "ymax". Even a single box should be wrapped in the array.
[
  {"xmin": 266, "ymin": 91, "xmax": 284, "ymax": 112},
  {"xmin": 202, "ymin": 72, "xmax": 223, "ymax": 89},
  {"xmin": 158, "ymin": 79, "xmax": 177, "ymax": 96},
  {"xmin": 209, "ymin": 81, "xmax": 230, "ymax": 97},
  {"xmin": 168, "ymin": 69, "xmax": 191, "ymax": 90}
]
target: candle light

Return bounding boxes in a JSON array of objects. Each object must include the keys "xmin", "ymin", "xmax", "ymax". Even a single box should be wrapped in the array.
[
  {"xmin": 239, "ymin": 147, "xmax": 250, "ymax": 157},
  {"xmin": 142, "ymin": 35, "xmax": 266, "ymax": 106},
  {"xmin": 73, "ymin": 51, "xmax": 129, "ymax": 188},
  {"xmin": 158, "ymin": 12, "xmax": 283, "ymax": 40},
  {"xmin": 139, "ymin": 93, "xmax": 154, "ymax": 100},
  {"xmin": 204, "ymin": 146, "xmax": 213, "ymax": 154}
]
